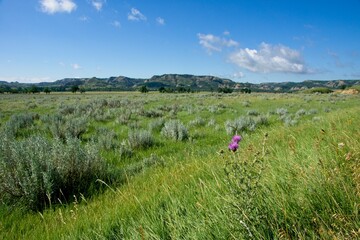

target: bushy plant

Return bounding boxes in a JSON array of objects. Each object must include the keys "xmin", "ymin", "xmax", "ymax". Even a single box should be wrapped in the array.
[
  {"xmin": 242, "ymin": 101, "xmax": 251, "ymax": 107},
  {"xmin": 188, "ymin": 117, "xmax": 206, "ymax": 127},
  {"xmin": 128, "ymin": 130, "xmax": 154, "ymax": 149},
  {"xmin": 255, "ymin": 115, "xmax": 269, "ymax": 126},
  {"xmin": 0, "ymin": 134, "xmax": 107, "ymax": 211},
  {"xmin": 225, "ymin": 116, "xmax": 256, "ymax": 135},
  {"xmin": 4, "ymin": 113, "xmax": 35, "ymax": 136},
  {"xmin": 295, "ymin": 109, "xmax": 306, "ymax": 117},
  {"xmin": 247, "ymin": 110, "xmax": 260, "ymax": 116},
  {"xmin": 116, "ymin": 109, "xmax": 132, "ymax": 125},
  {"xmin": 161, "ymin": 120, "xmax": 188, "ymax": 141},
  {"xmin": 148, "ymin": 118, "xmax": 165, "ymax": 132},
  {"xmin": 118, "ymin": 140, "xmax": 133, "ymax": 159},
  {"xmin": 276, "ymin": 108, "xmax": 288, "ymax": 116},
  {"xmin": 307, "ymin": 109, "xmax": 318, "ymax": 115},
  {"xmin": 94, "ymin": 128, "xmax": 118, "ymax": 150},
  {"xmin": 45, "ymin": 115, "xmax": 89, "ymax": 140}
]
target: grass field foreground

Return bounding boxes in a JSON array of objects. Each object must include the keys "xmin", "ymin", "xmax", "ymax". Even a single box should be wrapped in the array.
[{"xmin": 0, "ymin": 92, "xmax": 359, "ymax": 239}]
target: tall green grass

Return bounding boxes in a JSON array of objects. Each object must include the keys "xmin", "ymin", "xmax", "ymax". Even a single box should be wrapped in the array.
[{"xmin": 0, "ymin": 92, "xmax": 359, "ymax": 239}]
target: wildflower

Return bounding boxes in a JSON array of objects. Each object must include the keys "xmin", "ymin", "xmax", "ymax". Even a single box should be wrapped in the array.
[
  {"xmin": 232, "ymin": 135, "xmax": 242, "ymax": 143},
  {"xmin": 228, "ymin": 141, "xmax": 239, "ymax": 152},
  {"xmin": 338, "ymin": 142, "xmax": 345, "ymax": 148}
]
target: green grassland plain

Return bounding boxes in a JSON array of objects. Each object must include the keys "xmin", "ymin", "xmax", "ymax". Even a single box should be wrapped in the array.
[{"xmin": 0, "ymin": 91, "xmax": 359, "ymax": 239}]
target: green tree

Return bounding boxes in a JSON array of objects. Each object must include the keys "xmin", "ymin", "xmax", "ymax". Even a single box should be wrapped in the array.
[
  {"xmin": 71, "ymin": 85, "xmax": 79, "ymax": 93},
  {"xmin": 140, "ymin": 85, "xmax": 149, "ymax": 93},
  {"xmin": 30, "ymin": 85, "xmax": 39, "ymax": 94},
  {"xmin": 159, "ymin": 86, "xmax": 166, "ymax": 93},
  {"xmin": 241, "ymin": 88, "xmax": 252, "ymax": 94},
  {"xmin": 44, "ymin": 87, "xmax": 51, "ymax": 94}
]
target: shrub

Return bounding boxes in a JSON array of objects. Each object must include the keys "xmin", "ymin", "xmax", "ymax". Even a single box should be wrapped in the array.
[
  {"xmin": 247, "ymin": 110, "xmax": 260, "ymax": 116},
  {"xmin": 116, "ymin": 110, "xmax": 132, "ymax": 125},
  {"xmin": 282, "ymin": 115, "xmax": 298, "ymax": 126},
  {"xmin": 161, "ymin": 120, "xmax": 188, "ymax": 141},
  {"xmin": 255, "ymin": 115, "xmax": 269, "ymax": 126},
  {"xmin": 128, "ymin": 130, "xmax": 154, "ymax": 149},
  {"xmin": 4, "ymin": 113, "xmax": 35, "ymax": 137},
  {"xmin": 45, "ymin": 115, "xmax": 88, "ymax": 140},
  {"xmin": 276, "ymin": 108, "xmax": 288, "ymax": 116},
  {"xmin": 188, "ymin": 117, "xmax": 206, "ymax": 127},
  {"xmin": 225, "ymin": 117, "xmax": 256, "ymax": 135},
  {"xmin": 307, "ymin": 109, "xmax": 318, "ymax": 115},
  {"xmin": 296, "ymin": 109, "xmax": 306, "ymax": 117},
  {"xmin": 207, "ymin": 118, "xmax": 216, "ymax": 127},
  {"xmin": 118, "ymin": 141, "xmax": 133, "ymax": 159},
  {"xmin": 94, "ymin": 128, "xmax": 118, "ymax": 150},
  {"xmin": 242, "ymin": 101, "xmax": 251, "ymax": 107},
  {"xmin": 0, "ymin": 134, "xmax": 107, "ymax": 211},
  {"xmin": 148, "ymin": 118, "xmax": 165, "ymax": 132},
  {"xmin": 304, "ymin": 87, "xmax": 333, "ymax": 94}
]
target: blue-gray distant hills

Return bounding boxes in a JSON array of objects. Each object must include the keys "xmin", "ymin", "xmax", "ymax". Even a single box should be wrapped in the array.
[{"xmin": 0, "ymin": 74, "xmax": 359, "ymax": 93}]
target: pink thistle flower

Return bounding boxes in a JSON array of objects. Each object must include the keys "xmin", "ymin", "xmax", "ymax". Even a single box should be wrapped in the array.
[
  {"xmin": 228, "ymin": 141, "xmax": 239, "ymax": 152},
  {"xmin": 232, "ymin": 135, "xmax": 242, "ymax": 143}
]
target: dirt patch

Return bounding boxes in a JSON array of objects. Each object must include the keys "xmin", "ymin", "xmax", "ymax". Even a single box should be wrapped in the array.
[{"xmin": 339, "ymin": 89, "xmax": 360, "ymax": 95}]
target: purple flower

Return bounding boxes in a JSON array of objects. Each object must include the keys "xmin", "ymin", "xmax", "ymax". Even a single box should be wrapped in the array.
[
  {"xmin": 228, "ymin": 141, "xmax": 239, "ymax": 152},
  {"xmin": 232, "ymin": 135, "xmax": 242, "ymax": 143}
]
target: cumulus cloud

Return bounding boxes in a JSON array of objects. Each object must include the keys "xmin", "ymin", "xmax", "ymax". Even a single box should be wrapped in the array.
[
  {"xmin": 128, "ymin": 8, "xmax": 146, "ymax": 21},
  {"xmin": 229, "ymin": 42, "xmax": 309, "ymax": 73},
  {"xmin": 91, "ymin": 0, "xmax": 105, "ymax": 11},
  {"xmin": 79, "ymin": 16, "xmax": 89, "ymax": 21},
  {"xmin": 156, "ymin": 17, "xmax": 165, "ymax": 25},
  {"xmin": 39, "ymin": 0, "xmax": 77, "ymax": 14},
  {"xmin": 197, "ymin": 33, "xmax": 238, "ymax": 54},
  {"xmin": 112, "ymin": 20, "xmax": 121, "ymax": 28},
  {"xmin": 72, "ymin": 63, "xmax": 81, "ymax": 70},
  {"xmin": 232, "ymin": 71, "xmax": 245, "ymax": 78}
]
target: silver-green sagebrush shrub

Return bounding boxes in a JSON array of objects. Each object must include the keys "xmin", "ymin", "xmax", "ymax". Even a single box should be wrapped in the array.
[
  {"xmin": 0, "ymin": 134, "xmax": 107, "ymax": 211},
  {"xmin": 188, "ymin": 117, "xmax": 206, "ymax": 127},
  {"xmin": 247, "ymin": 110, "xmax": 260, "ymax": 116},
  {"xmin": 42, "ymin": 114, "xmax": 89, "ymax": 140},
  {"xmin": 295, "ymin": 109, "xmax": 307, "ymax": 117},
  {"xmin": 93, "ymin": 127, "xmax": 118, "ymax": 150},
  {"xmin": 148, "ymin": 118, "xmax": 165, "ymax": 132},
  {"xmin": 128, "ymin": 130, "xmax": 154, "ymax": 149},
  {"xmin": 225, "ymin": 117, "xmax": 257, "ymax": 135},
  {"xmin": 161, "ymin": 120, "xmax": 188, "ymax": 141},
  {"xmin": 4, "ymin": 113, "xmax": 35, "ymax": 136}
]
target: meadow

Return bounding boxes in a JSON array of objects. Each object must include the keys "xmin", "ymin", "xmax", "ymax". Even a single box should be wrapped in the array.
[{"xmin": 0, "ymin": 91, "xmax": 359, "ymax": 239}]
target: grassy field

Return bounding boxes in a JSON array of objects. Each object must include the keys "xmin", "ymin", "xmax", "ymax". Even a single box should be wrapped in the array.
[{"xmin": 0, "ymin": 91, "xmax": 359, "ymax": 239}]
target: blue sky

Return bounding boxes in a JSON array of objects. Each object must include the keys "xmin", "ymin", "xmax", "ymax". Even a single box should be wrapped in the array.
[{"xmin": 1, "ymin": 0, "xmax": 360, "ymax": 83}]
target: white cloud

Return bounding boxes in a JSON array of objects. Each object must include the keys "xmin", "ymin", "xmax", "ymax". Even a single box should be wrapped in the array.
[
  {"xmin": 112, "ymin": 20, "xmax": 121, "ymax": 28},
  {"xmin": 79, "ymin": 16, "xmax": 89, "ymax": 21},
  {"xmin": 72, "ymin": 63, "xmax": 81, "ymax": 70},
  {"xmin": 232, "ymin": 71, "xmax": 245, "ymax": 78},
  {"xmin": 156, "ymin": 17, "xmax": 165, "ymax": 25},
  {"xmin": 39, "ymin": 0, "xmax": 77, "ymax": 14},
  {"xmin": 197, "ymin": 33, "xmax": 238, "ymax": 54},
  {"xmin": 128, "ymin": 8, "xmax": 146, "ymax": 21},
  {"xmin": 91, "ymin": 0, "xmax": 105, "ymax": 11},
  {"xmin": 229, "ymin": 42, "xmax": 309, "ymax": 73}
]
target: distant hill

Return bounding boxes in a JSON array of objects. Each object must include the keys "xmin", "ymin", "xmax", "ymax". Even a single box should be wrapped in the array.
[{"xmin": 0, "ymin": 74, "xmax": 359, "ymax": 93}]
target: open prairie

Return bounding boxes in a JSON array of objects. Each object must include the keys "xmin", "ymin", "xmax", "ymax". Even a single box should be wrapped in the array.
[{"xmin": 0, "ymin": 92, "xmax": 359, "ymax": 239}]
